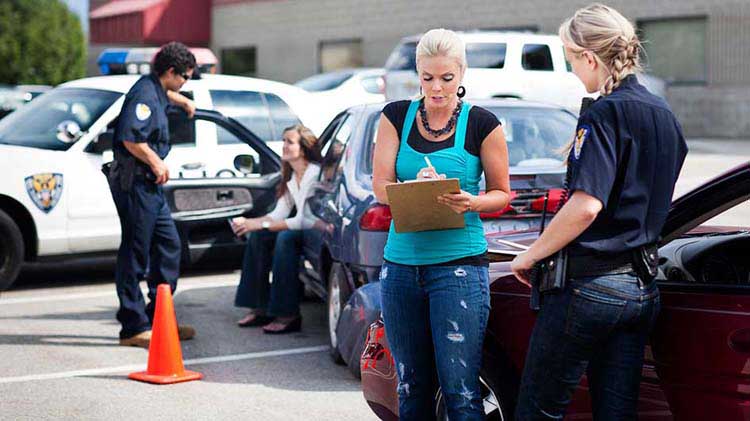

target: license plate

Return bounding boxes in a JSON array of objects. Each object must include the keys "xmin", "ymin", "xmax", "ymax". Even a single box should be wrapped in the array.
[{"xmin": 482, "ymin": 218, "xmax": 544, "ymax": 235}]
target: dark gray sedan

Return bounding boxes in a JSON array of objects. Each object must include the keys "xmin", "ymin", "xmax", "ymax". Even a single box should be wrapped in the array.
[{"xmin": 300, "ymin": 99, "xmax": 578, "ymax": 377}]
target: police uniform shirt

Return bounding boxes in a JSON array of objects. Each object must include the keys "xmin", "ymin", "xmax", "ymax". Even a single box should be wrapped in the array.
[
  {"xmin": 113, "ymin": 73, "xmax": 171, "ymax": 159},
  {"xmin": 568, "ymin": 74, "xmax": 688, "ymax": 254}
]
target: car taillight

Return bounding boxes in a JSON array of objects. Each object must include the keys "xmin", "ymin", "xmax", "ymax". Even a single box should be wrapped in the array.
[
  {"xmin": 479, "ymin": 191, "xmax": 517, "ymax": 219},
  {"xmin": 530, "ymin": 189, "xmax": 564, "ymax": 213},
  {"xmin": 360, "ymin": 204, "xmax": 392, "ymax": 231}
]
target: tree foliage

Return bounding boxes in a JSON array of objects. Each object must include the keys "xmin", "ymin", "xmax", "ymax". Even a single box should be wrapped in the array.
[{"xmin": 0, "ymin": 0, "xmax": 85, "ymax": 85}]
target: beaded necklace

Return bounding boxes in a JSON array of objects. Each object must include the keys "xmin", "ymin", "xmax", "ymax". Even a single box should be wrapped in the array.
[{"xmin": 418, "ymin": 99, "xmax": 462, "ymax": 138}]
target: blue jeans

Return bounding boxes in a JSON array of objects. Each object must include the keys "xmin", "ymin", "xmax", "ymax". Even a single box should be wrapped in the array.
[
  {"xmin": 379, "ymin": 261, "xmax": 490, "ymax": 421},
  {"xmin": 515, "ymin": 273, "xmax": 661, "ymax": 420},
  {"xmin": 234, "ymin": 229, "xmax": 304, "ymax": 317}
]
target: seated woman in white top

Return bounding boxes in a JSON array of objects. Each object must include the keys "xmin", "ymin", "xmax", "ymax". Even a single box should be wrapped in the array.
[{"xmin": 230, "ymin": 124, "xmax": 322, "ymax": 334}]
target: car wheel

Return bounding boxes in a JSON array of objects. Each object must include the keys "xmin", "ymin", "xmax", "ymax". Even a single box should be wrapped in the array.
[
  {"xmin": 435, "ymin": 375, "xmax": 509, "ymax": 421},
  {"xmin": 0, "ymin": 209, "xmax": 24, "ymax": 291},
  {"xmin": 327, "ymin": 262, "xmax": 351, "ymax": 364}
]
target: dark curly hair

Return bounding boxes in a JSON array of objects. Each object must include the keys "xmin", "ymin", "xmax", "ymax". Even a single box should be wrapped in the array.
[{"xmin": 152, "ymin": 42, "xmax": 196, "ymax": 76}]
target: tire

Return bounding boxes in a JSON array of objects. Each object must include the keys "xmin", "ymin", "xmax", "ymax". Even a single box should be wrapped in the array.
[
  {"xmin": 0, "ymin": 209, "xmax": 24, "ymax": 291},
  {"xmin": 435, "ymin": 373, "xmax": 512, "ymax": 421},
  {"xmin": 327, "ymin": 262, "xmax": 351, "ymax": 364}
]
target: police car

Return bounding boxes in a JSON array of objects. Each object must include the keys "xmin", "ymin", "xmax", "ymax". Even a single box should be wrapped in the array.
[{"xmin": 0, "ymin": 74, "xmax": 337, "ymax": 290}]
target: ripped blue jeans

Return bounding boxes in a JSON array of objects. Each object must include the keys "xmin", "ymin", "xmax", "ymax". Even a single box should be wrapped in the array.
[{"xmin": 379, "ymin": 261, "xmax": 490, "ymax": 421}]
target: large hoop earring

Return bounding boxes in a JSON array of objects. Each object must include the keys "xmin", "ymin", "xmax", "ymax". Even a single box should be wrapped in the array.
[{"xmin": 457, "ymin": 85, "xmax": 466, "ymax": 98}]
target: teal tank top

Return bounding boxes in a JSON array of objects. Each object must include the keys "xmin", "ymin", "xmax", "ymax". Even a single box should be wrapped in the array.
[{"xmin": 383, "ymin": 100, "xmax": 487, "ymax": 266}]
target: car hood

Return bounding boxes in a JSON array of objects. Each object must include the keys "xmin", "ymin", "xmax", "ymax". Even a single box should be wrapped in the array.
[{"xmin": 0, "ymin": 144, "xmax": 66, "ymax": 179}]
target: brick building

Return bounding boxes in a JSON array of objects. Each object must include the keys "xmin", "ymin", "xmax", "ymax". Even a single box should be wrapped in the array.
[{"xmin": 210, "ymin": 0, "xmax": 750, "ymax": 138}]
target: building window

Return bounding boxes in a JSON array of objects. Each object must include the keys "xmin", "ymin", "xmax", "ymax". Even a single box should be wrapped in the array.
[
  {"xmin": 319, "ymin": 39, "xmax": 363, "ymax": 73},
  {"xmin": 221, "ymin": 47, "xmax": 257, "ymax": 77},
  {"xmin": 522, "ymin": 44, "xmax": 554, "ymax": 71},
  {"xmin": 638, "ymin": 17, "xmax": 707, "ymax": 84}
]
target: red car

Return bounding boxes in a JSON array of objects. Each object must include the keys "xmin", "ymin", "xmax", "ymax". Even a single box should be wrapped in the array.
[{"xmin": 362, "ymin": 162, "xmax": 750, "ymax": 420}]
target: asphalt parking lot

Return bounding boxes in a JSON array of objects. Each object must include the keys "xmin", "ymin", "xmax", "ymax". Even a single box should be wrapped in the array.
[
  {"xmin": 1, "ymin": 139, "xmax": 747, "ymax": 420},
  {"xmin": 0, "ymin": 272, "xmax": 377, "ymax": 420}
]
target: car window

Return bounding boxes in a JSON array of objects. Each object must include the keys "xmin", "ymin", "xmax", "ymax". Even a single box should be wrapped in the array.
[
  {"xmin": 320, "ymin": 113, "xmax": 354, "ymax": 183},
  {"xmin": 466, "ymin": 43, "xmax": 507, "ymax": 69},
  {"xmin": 265, "ymin": 93, "xmax": 301, "ymax": 139},
  {"xmin": 386, "ymin": 41, "xmax": 508, "ymax": 71},
  {"xmin": 360, "ymin": 75, "xmax": 383, "ymax": 95},
  {"xmin": 522, "ymin": 44, "xmax": 554, "ymax": 71},
  {"xmin": 168, "ymin": 112, "xmax": 196, "ymax": 147},
  {"xmin": 488, "ymin": 107, "xmax": 577, "ymax": 168},
  {"xmin": 385, "ymin": 42, "xmax": 417, "ymax": 71},
  {"xmin": 295, "ymin": 70, "xmax": 354, "ymax": 91},
  {"xmin": 362, "ymin": 111, "xmax": 381, "ymax": 175},
  {"xmin": 0, "ymin": 88, "xmax": 119, "ymax": 151},
  {"xmin": 210, "ymin": 90, "xmax": 273, "ymax": 144}
]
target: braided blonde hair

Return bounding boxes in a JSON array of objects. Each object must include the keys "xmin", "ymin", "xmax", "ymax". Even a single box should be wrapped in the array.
[{"xmin": 559, "ymin": 3, "xmax": 642, "ymax": 95}]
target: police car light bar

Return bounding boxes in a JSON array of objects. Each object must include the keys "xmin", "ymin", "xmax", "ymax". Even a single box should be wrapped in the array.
[{"xmin": 97, "ymin": 47, "xmax": 218, "ymax": 76}]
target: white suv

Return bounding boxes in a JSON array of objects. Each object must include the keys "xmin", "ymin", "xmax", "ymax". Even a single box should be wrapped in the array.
[
  {"xmin": 384, "ymin": 31, "xmax": 587, "ymax": 113},
  {"xmin": 0, "ymin": 74, "xmax": 335, "ymax": 290}
]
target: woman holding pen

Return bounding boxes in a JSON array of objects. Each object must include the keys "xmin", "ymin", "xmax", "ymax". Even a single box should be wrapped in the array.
[{"xmin": 372, "ymin": 28, "xmax": 511, "ymax": 420}]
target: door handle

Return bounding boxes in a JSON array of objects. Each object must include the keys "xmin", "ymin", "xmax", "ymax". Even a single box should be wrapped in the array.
[
  {"xmin": 217, "ymin": 190, "xmax": 234, "ymax": 201},
  {"xmin": 181, "ymin": 162, "xmax": 205, "ymax": 170},
  {"xmin": 729, "ymin": 329, "xmax": 750, "ymax": 353}
]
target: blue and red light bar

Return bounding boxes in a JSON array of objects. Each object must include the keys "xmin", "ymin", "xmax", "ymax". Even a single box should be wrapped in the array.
[{"xmin": 97, "ymin": 47, "xmax": 218, "ymax": 76}]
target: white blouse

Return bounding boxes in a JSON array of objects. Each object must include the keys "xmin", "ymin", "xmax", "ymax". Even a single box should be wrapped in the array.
[{"xmin": 266, "ymin": 163, "xmax": 321, "ymax": 230}]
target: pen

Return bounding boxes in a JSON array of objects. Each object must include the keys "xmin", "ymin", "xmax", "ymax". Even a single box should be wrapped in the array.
[{"xmin": 424, "ymin": 156, "xmax": 434, "ymax": 170}]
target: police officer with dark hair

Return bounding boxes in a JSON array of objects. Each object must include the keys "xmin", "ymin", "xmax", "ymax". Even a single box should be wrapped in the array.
[
  {"xmin": 108, "ymin": 41, "xmax": 197, "ymax": 347},
  {"xmin": 510, "ymin": 5, "xmax": 688, "ymax": 419}
]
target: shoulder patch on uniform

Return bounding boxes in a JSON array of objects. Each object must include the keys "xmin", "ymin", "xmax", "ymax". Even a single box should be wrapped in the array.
[
  {"xmin": 135, "ymin": 103, "xmax": 151, "ymax": 121},
  {"xmin": 574, "ymin": 125, "xmax": 590, "ymax": 160},
  {"xmin": 25, "ymin": 173, "xmax": 64, "ymax": 213}
]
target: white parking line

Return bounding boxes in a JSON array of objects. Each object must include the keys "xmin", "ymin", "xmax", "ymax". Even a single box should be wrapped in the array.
[
  {"xmin": 0, "ymin": 280, "xmax": 237, "ymax": 305},
  {"xmin": 0, "ymin": 345, "xmax": 328, "ymax": 384}
]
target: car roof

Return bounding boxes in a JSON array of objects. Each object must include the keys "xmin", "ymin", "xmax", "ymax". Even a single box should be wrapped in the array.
[
  {"xmin": 59, "ymin": 74, "xmax": 311, "ymax": 98},
  {"xmin": 398, "ymin": 31, "xmax": 562, "ymax": 44}
]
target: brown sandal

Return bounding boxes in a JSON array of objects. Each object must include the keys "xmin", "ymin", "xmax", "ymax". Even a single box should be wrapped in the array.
[
  {"xmin": 262, "ymin": 316, "xmax": 302, "ymax": 334},
  {"xmin": 237, "ymin": 311, "xmax": 272, "ymax": 327}
]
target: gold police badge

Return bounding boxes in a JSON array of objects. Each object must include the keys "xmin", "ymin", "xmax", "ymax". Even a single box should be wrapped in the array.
[{"xmin": 24, "ymin": 173, "xmax": 64, "ymax": 213}]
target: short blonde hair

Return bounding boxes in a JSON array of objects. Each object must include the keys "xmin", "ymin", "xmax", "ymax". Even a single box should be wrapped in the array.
[
  {"xmin": 559, "ymin": 3, "xmax": 642, "ymax": 95},
  {"xmin": 415, "ymin": 28, "xmax": 467, "ymax": 72}
]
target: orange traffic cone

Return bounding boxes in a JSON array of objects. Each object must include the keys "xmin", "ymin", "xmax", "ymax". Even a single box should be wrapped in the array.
[{"xmin": 129, "ymin": 284, "xmax": 202, "ymax": 384}]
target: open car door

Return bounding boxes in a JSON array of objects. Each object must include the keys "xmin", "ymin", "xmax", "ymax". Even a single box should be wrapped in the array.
[
  {"xmin": 651, "ymin": 163, "xmax": 750, "ymax": 420},
  {"xmin": 162, "ymin": 109, "xmax": 281, "ymax": 266}
]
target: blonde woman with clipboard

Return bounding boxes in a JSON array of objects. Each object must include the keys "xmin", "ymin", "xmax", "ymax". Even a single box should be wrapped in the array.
[{"xmin": 372, "ymin": 28, "xmax": 511, "ymax": 420}]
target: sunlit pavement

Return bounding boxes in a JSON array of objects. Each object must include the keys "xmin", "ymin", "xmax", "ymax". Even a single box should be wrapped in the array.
[{"xmin": 0, "ymin": 273, "xmax": 377, "ymax": 420}]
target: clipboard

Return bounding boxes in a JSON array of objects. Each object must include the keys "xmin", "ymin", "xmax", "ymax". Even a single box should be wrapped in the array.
[{"xmin": 385, "ymin": 178, "xmax": 465, "ymax": 233}]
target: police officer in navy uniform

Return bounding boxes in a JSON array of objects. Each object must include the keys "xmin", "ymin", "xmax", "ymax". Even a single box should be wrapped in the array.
[
  {"xmin": 510, "ymin": 5, "xmax": 688, "ymax": 419},
  {"xmin": 108, "ymin": 42, "xmax": 197, "ymax": 347}
]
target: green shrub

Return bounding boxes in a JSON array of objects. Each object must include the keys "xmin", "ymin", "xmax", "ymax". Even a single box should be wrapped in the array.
[{"xmin": 0, "ymin": 0, "xmax": 85, "ymax": 85}]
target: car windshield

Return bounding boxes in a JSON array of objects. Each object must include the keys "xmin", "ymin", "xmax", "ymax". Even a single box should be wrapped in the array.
[
  {"xmin": 386, "ymin": 42, "xmax": 508, "ymax": 71},
  {"xmin": 0, "ymin": 87, "xmax": 120, "ymax": 151},
  {"xmin": 295, "ymin": 70, "xmax": 355, "ymax": 92},
  {"xmin": 488, "ymin": 106, "xmax": 577, "ymax": 170},
  {"xmin": 363, "ymin": 106, "xmax": 577, "ymax": 174}
]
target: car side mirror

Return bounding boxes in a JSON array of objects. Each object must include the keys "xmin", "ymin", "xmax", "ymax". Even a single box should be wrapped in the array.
[
  {"xmin": 88, "ymin": 130, "xmax": 114, "ymax": 154},
  {"xmin": 234, "ymin": 154, "xmax": 257, "ymax": 175},
  {"xmin": 56, "ymin": 120, "xmax": 83, "ymax": 144}
]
